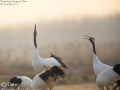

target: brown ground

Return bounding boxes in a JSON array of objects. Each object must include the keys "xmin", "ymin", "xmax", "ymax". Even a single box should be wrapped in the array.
[{"xmin": 55, "ymin": 84, "xmax": 97, "ymax": 90}]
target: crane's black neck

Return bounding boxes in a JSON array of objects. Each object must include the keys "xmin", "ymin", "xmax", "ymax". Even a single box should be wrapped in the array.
[
  {"xmin": 91, "ymin": 41, "xmax": 96, "ymax": 54},
  {"xmin": 34, "ymin": 33, "xmax": 37, "ymax": 48}
]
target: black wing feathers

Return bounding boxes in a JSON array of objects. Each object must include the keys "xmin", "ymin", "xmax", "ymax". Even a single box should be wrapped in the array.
[
  {"xmin": 39, "ymin": 70, "xmax": 54, "ymax": 83},
  {"xmin": 8, "ymin": 77, "xmax": 22, "ymax": 88}
]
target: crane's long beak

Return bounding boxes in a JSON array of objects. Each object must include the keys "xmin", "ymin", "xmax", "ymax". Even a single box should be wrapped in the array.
[
  {"xmin": 84, "ymin": 35, "xmax": 91, "ymax": 40},
  {"xmin": 84, "ymin": 35, "xmax": 91, "ymax": 38}
]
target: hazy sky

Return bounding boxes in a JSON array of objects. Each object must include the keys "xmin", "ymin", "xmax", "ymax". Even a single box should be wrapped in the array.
[{"xmin": 0, "ymin": 0, "xmax": 120, "ymax": 29}]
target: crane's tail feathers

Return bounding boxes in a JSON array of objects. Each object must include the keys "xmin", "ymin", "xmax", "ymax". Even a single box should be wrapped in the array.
[
  {"xmin": 50, "ymin": 66, "xmax": 65, "ymax": 78},
  {"xmin": 50, "ymin": 53, "xmax": 68, "ymax": 69},
  {"xmin": 50, "ymin": 52, "xmax": 53, "ymax": 56}
]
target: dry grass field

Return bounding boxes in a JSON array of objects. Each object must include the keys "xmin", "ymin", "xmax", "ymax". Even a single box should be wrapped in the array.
[
  {"xmin": 1, "ymin": 84, "xmax": 120, "ymax": 90},
  {"xmin": 0, "ymin": 83, "xmax": 98, "ymax": 90},
  {"xmin": 55, "ymin": 84, "xmax": 97, "ymax": 90}
]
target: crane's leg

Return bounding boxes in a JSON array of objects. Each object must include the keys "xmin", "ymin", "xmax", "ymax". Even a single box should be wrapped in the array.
[
  {"xmin": 50, "ymin": 76, "xmax": 61, "ymax": 90},
  {"xmin": 97, "ymin": 84, "xmax": 104, "ymax": 90},
  {"xmin": 106, "ymin": 87, "xmax": 110, "ymax": 90},
  {"xmin": 37, "ymin": 87, "xmax": 42, "ymax": 90},
  {"xmin": 112, "ymin": 85, "xmax": 118, "ymax": 90},
  {"xmin": 17, "ymin": 87, "xmax": 20, "ymax": 90}
]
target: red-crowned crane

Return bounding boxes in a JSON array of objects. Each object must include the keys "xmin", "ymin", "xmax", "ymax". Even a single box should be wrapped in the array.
[
  {"xmin": 32, "ymin": 24, "xmax": 68, "ymax": 73},
  {"xmin": 84, "ymin": 35, "xmax": 110, "ymax": 75},
  {"xmin": 84, "ymin": 35, "xmax": 111, "ymax": 90},
  {"xmin": 32, "ymin": 25, "xmax": 67, "ymax": 89}
]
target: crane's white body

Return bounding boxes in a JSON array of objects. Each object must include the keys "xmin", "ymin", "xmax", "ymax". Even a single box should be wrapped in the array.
[
  {"xmin": 17, "ymin": 76, "xmax": 32, "ymax": 89},
  {"xmin": 31, "ymin": 72, "xmax": 46, "ymax": 89},
  {"xmin": 31, "ymin": 72, "xmax": 54, "ymax": 90},
  {"xmin": 32, "ymin": 48, "xmax": 61, "ymax": 73},
  {"xmin": 96, "ymin": 67, "xmax": 120, "ymax": 90},
  {"xmin": 31, "ymin": 67, "xmax": 64, "ymax": 90},
  {"xmin": 93, "ymin": 54, "xmax": 111, "ymax": 76}
]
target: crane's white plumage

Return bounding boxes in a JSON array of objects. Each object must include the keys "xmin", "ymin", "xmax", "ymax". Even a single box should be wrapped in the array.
[
  {"xmin": 93, "ymin": 54, "xmax": 110, "ymax": 76},
  {"xmin": 17, "ymin": 76, "xmax": 32, "ymax": 89},
  {"xmin": 32, "ymin": 24, "xmax": 67, "ymax": 73},
  {"xmin": 32, "ymin": 56, "xmax": 63, "ymax": 72},
  {"xmin": 96, "ymin": 64, "xmax": 120, "ymax": 90},
  {"xmin": 31, "ymin": 72, "xmax": 46, "ymax": 89}
]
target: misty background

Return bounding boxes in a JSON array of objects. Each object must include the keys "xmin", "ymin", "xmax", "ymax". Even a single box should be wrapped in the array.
[
  {"xmin": 0, "ymin": 15, "xmax": 120, "ymax": 48},
  {"xmin": 0, "ymin": 14, "xmax": 120, "ymax": 85}
]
